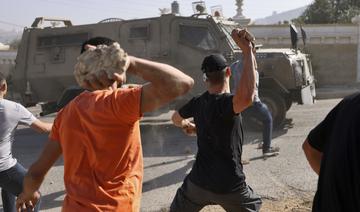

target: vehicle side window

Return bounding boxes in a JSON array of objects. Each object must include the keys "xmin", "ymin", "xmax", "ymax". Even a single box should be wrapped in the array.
[
  {"xmin": 37, "ymin": 33, "xmax": 89, "ymax": 48},
  {"xmin": 179, "ymin": 25, "xmax": 216, "ymax": 50},
  {"xmin": 129, "ymin": 26, "xmax": 149, "ymax": 40}
]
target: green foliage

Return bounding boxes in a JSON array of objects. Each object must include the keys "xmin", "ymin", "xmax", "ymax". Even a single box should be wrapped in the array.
[
  {"xmin": 298, "ymin": 0, "xmax": 360, "ymax": 24},
  {"xmin": 9, "ymin": 39, "xmax": 20, "ymax": 50}
]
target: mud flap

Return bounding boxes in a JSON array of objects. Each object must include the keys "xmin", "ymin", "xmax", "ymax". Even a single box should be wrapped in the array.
[{"xmin": 300, "ymin": 85, "xmax": 314, "ymax": 105}]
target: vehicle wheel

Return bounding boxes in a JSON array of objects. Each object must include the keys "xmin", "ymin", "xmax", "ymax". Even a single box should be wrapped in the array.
[
  {"xmin": 259, "ymin": 91, "xmax": 287, "ymax": 129},
  {"xmin": 241, "ymin": 109, "xmax": 263, "ymax": 131},
  {"xmin": 57, "ymin": 87, "xmax": 85, "ymax": 110}
]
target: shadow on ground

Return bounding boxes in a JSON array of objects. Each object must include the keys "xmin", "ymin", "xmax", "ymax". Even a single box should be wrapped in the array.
[
  {"xmin": 40, "ymin": 190, "xmax": 66, "ymax": 210},
  {"xmin": 8, "ymin": 116, "xmax": 293, "ymax": 208},
  {"xmin": 242, "ymin": 117, "xmax": 293, "ymax": 145},
  {"xmin": 140, "ymin": 124, "xmax": 197, "ymax": 157},
  {"xmin": 139, "ymin": 118, "xmax": 292, "ymax": 193},
  {"xmin": 140, "ymin": 117, "xmax": 293, "ymax": 158},
  {"xmin": 143, "ymin": 159, "xmax": 194, "ymax": 192}
]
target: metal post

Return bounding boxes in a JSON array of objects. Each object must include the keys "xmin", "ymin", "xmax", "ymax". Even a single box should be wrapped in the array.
[
  {"xmin": 234, "ymin": 0, "xmax": 244, "ymax": 18},
  {"xmin": 352, "ymin": 15, "xmax": 360, "ymax": 82},
  {"xmin": 233, "ymin": 0, "xmax": 251, "ymax": 26}
]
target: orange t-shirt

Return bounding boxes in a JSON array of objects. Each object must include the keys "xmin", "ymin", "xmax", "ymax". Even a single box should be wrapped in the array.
[{"xmin": 49, "ymin": 87, "xmax": 143, "ymax": 212}]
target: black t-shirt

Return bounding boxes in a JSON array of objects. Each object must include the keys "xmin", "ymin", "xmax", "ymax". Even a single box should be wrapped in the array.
[
  {"xmin": 179, "ymin": 91, "xmax": 245, "ymax": 193},
  {"xmin": 307, "ymin": 92, "xmax": 360, "ymax": 212}
]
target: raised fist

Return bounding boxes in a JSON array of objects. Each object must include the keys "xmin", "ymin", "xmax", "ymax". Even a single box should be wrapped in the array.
[
  {"xmin": 232, "ymin": 28, "xmax": 254, "ymax": 42},
  {"xmin": 231, "ymin": 28, "xmax": 255, "ymax": 53}
]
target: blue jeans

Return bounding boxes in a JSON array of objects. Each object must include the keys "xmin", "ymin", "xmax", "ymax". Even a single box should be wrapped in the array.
[
  {"xmin": 247, "ymin": 101, "xmax": 273, "ymax": 152},
  {"xmin": 0, "ymin": 163, "xmax": 41, "ymax": 212}
]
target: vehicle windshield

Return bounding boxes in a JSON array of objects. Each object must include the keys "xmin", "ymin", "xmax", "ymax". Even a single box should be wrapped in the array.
[
  {"xmin": 179, "ymin": 24, "xmax": 217, "ymax": 50},
  {"xmin": 217, "ymin": 23, "xmax": 240, "ymax": 50}
]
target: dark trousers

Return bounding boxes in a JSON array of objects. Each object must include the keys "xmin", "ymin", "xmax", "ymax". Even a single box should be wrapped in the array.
[
  {"xmin": 0, "ymin": 163, "xmax": 41, "ymax": 212},
  {"xmin": 170, "ymin": 178, "xmax": 262, "ymax": 212},
  {"xmin": 246, "ymin": 101, "xmax": 273, "ymax": 152}
]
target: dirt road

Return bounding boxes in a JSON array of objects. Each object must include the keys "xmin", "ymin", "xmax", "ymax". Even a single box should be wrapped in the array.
[{"xmin": 6, "ymin": 98, "xmax": 341, "ymax": 212}]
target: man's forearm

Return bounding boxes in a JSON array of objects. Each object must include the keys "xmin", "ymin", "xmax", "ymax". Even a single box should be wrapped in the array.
[
  {"xmin": 172, "ymin": 111, "xmax": 190, "ymax": 128},
  {"xmin": 31, "ymin": 120, "xmax": 53, "ymax": 133},
  {"xmin": 22, "ymin": 171, "xmax": 44, "ymax": 195},
  {"xmin": 21, "ymin": 140, "xmax": 62, "ymax": 194},
  {"xmin": 128, "ymin": 56, "xmax": 193, "ymax": 98},
  {"xmin": 239, "ymin": 52, "xmax": 256, "ymax": 97},
  {"xmin": 233, "ymin": 51, "xmax": 256, "ymax": 112}
]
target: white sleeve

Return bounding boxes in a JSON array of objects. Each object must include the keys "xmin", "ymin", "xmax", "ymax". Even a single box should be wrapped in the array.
[{"xmin": 16, "ymin": 103, "xmax": 37, "ymax": 126}]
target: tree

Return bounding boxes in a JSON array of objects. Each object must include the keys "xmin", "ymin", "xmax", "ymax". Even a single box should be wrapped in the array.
[
  {"xmin": 9, "ymin": 39, "xmax": 21, "ymax": 50},
  {"xmin": 298, "ymin": 0, "xmax": 360, "ymax": 24}
]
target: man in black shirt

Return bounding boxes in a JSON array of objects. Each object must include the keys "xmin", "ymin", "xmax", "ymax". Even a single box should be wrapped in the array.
[
  {"xmin": 170, "ymin": 29, "xmax": 262, "ymax": 212},
  {"xmin": 303, "ymin": 93, "xmax": 360, "ymax": 212}
]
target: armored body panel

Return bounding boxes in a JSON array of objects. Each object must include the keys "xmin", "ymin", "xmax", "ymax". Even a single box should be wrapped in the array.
[{"xmin": 13, "ymin": 15, "xmax": 315, "ymax": 127}]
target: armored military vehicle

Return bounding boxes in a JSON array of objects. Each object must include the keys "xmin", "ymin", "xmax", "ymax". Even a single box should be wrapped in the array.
[
  {"xmin": 11, "ymin": 9, "xmax": 315, "ymax": 127},
  {"xmin": 248, "ymin": 47, "xmax": 315, "ymax": 127}
]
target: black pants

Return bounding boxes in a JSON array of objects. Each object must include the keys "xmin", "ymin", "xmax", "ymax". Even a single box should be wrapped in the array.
[{"xmin": 170, "ymin": 178, "xmax": 262, "ymax": 212}]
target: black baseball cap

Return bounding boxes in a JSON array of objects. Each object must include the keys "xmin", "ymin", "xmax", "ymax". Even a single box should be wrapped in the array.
[{"xmin": 201, "ymin": 54, "xmax": 228, "ymax": 73}]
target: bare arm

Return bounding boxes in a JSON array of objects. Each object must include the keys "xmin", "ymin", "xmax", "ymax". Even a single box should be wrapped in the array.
[
  {"xmin": 79, "ymin": 45, "xmax": 193, "ymax": 113},
  {"xmin": 172, "ymin": 111, "xmax": 196, "ymax": 136},
  {"xmin": 30, "ymin": 120, "xmax": 53, "ymax": 133},
  {"xmin": 172, "ymin": 111, "xmax": 193, "ymax": 128},
  {"xmin": 16, "ymin": 140, "xmax": 62, "ymax": 210},
  {"xmin": 302, "ymin": 139, "xmax": 323, "ymax": 175},
  {"xmin": 127, "ymin": 56, "xmax": 194, "ymax": 113},
  {"xmin": 231, "ymin": 29, "xmax": 256, "ymax": 113}
]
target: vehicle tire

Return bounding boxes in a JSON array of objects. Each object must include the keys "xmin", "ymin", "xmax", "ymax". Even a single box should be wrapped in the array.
[
  {"xmin": 241, "ymin": 109, "xmax": 263, "ymax": 131},
  {"xmin": 57, "ymin": 87, "xmax": 85, "ymax": 110},
  {"xmin": 259, "ymin": 91, "xmax": 287, "ymax": 129}
]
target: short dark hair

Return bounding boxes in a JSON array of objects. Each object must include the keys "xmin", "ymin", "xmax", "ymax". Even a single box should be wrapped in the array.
[
  {"xmin": 0, "ymin": 72, "xmax": 6, "ymax": 85},
  {"xmin": 205, "ymin": 69, "xmax": 227, "ymax": 85},
  {"xmin": 80, "ymin": 37, "xmax": 115, "ymax": 53}
]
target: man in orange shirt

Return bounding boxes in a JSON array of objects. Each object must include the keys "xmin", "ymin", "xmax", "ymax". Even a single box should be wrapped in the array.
[{"xmin": 15, "ymin": 37, "xmax": 194, "ymax": 211}]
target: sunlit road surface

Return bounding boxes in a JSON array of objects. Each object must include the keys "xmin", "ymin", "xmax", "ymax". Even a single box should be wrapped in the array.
[{"xmin": 2, "ymin": 98, "xmax": 341, "ymax": 212}]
